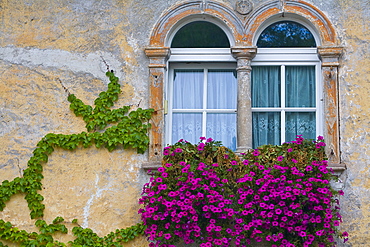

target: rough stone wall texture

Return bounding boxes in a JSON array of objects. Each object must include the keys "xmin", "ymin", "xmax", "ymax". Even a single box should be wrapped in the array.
[
  {"xmin": 333, "ymin": 0, "xmax": 370, "ymax": 246},
  {"xmin": 0, "ymin": 0, "xmax": 163, "ymax": 245},
  {"xmin": 0, "ymin": 0, "xmax": 369, "ymax": 246}
]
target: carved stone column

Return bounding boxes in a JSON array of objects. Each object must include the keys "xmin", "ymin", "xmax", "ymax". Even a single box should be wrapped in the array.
[
  {"xmin": 318, "ymin": 46, "xmax": 343, "ymax": 166},
  {"xmin": 144, "ymin": 47, "xmax": 170, "ymax": 163},
  {"xmin": 231, "ymin": 47, "xmax": 257, "ymax": 153}
]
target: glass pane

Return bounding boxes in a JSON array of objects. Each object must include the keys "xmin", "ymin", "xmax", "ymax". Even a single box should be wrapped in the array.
[
  {"xmin": 252, "ymin": 112, "xmax": 281, "ymax": 148},
  {"xmin": 257, "ymin": 21, "xmax": 316, "ymax": 48},
  {"xmin": 252, "ymin": 66, "xmax": 281, "ymax": 107},
  {"xmin": 171, "ymin": 21, "xmax": 230, "ymax": 48},
  {"xmin": 172, "ymin": 113, "xmax": 202, "ymax": 144},
  {"xmin": 207, "ymin": 113, "xmax": 237, "ymax": 150},
  {"xmin": 285, "ymin": 112, "xmax": 316, "ymax": 142},
  {"xmin": 207, "ymin": 69, "xmax": 237, "ymax": 109},
  {"xmin": 286, "ymin": 66, "xmax": 316, "ymax": 107},
  {"xmin": 173, "ymin": 69, "xmax": 203, "ymax": 109}
]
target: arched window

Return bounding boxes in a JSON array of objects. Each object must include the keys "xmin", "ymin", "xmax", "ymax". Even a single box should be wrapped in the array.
[
  {"xmin": 166, "ymin": 20, "xmax": 237, "ymax": 150},
  {"xmin": 252, "ymin": 20, "xmax": 322, "ymax": 148}
]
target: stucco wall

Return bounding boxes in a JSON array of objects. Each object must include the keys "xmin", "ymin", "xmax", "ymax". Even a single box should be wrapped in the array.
[
  {"xmin": 333, "ymin": 0, "xmax": 370, "ymax": 246},
  {"xmin": 0, "ymin": 0, "xmax": 159, "ymax": 245},
  {"xmin": 0, "ymin": 0, "xmax": 369, "ymax": 246}
]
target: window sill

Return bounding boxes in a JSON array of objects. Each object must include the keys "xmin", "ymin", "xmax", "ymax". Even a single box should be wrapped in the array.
[
  {"xmin": 142, "ymin": 161, "xmax": 162, "ymax": 171},
  {"xmin": 142, "ymin": 161, "xmax": 346, "ymax": 173},
  {"xmin": 328, "ymin": 162, "xmax": 346, "ymax": 172}
]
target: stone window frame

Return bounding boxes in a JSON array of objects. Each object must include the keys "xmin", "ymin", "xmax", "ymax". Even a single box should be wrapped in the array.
[{"xmin": 143, "ymin": 0, "xmax": 345, "ymax": 172}]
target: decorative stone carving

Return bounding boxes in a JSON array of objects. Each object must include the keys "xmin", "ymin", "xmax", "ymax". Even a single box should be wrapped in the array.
[
  {"xmin": 318, "ymin": 46, "xmax": 343, "ymax": 166},
  {"xmin": 144, "ymin": 47, "xmax": 170, "ymax": 162},
  {"xmin": 236, "ymin": 0, "xmax": 253, "ymax": 15}
]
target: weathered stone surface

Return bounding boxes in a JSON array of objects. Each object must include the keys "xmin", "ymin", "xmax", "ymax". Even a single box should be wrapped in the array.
[{"xmin": 0, "ymin": 0, "xmax": 369, "ymax": 246}]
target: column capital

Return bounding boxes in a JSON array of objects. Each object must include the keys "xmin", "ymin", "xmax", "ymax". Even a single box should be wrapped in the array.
[
  {"xmin": 231, "ymin": 46, "xmax": 257, "ymax": 59},
  {"xmin": 145, "ymin": 47, "xmax": 171, "ymax": 69},
  {"xmin": 317, "ymin": 46, "xmax": 343, "ymax": 67},
  {"xmin": 145, "ymin": 47, "xmax": 171, "ymax": 58}
]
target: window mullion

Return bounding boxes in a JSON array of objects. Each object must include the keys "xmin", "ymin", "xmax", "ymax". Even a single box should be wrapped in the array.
[
  {"xmin": 315, "ymin": 63, "xmax": 323, "ymax": 137},
  {"xmin": 167, "ymin": 68, "xmax": 174, "ymax": 145},
  {"xmin": 281, "ymin": 65, "xmax": 286, "ymax": 144},
  {"xmin": 202, "ymin": 68, "xmax": 208, "ymax": 138}
]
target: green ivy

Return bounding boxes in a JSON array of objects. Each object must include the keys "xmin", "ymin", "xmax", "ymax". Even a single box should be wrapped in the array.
[
  {"xmin": 0, "ymin": 70, "xmax": 152, "ymax": 246},
  {"xmin": 0, "ymin": 217, "xmax": 146, "ymax": 246}
]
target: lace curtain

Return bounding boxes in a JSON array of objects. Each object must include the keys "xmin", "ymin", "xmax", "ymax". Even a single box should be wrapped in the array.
[{"xmin": 172, "ymin": 69, "xmax": 237, "ymax": 150}]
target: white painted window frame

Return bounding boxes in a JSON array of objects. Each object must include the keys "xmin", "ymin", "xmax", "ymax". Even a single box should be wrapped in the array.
[
  {"xmin": 252, "ymin": 48, "xmax": 323, "ymax": 144},
  {"xmin": 165, "ymin": 47, "xmax": 323, "ymax": 146},
  {"xmin": 165, "ymin": 49, "xmax": 237, "ymax": 145}
]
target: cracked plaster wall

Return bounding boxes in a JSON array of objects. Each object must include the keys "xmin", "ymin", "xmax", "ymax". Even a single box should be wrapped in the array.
[{"xmin": 0, "ymin": 0, "xmax": 369, "ymax": 246}]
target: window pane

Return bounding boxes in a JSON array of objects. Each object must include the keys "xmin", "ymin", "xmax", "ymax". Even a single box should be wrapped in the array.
[
  {"xmin": 257, "ymin": 21, "xmax": 316, "ymax": 48},
  {"xmin": 286, "ymin": 66, "xmax": 316, "ymax": 107},
  {"xmin": 207, "ymin": 69, "xmax": 237, "ymax": 109},
  {"xmin": 252, "ymin": 112, "xmax": 281, "ymax": 148},
  {"xmin": 173, "ymin": 69, "xmax": 203, "ymax": 109},
  {"xmin": 252, "ymin": 66, "xmax": 281, "ymax": 107},
  {"xmin": 171, "ymin": 21, "xmax": 230, "ymax": 48},
  {"xmin": 285, "ymin": 112, "xmax": 316, "ymax": 142},
  {"xmin": 172, "ymin": 113, "xmax": 202, "ymax": 144},
  {"xmin": 207, "ymin": 113, "xmax": 237, "ymax": 150}
]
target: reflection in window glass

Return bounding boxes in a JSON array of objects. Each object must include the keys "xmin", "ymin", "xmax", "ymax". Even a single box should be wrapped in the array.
[
  {"xmin": 257, "ymin": 21, "xmax": 316, "ymax": 48},
  {"xmin": 171, "ymin": 21, "xmax": 230, "ymax": 48}
]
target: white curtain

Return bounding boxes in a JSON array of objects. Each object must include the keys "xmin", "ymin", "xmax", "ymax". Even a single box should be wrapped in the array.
[
  {"xmin": 285, "ymin": 66, "xmax": 316, "ymax": 141},
  {"xmin": 286, "ymin": 66, "xmax": 315, "ymax": 107},
  {"xmin": 173, "ymin": 69, "xmax": 203, "ymax": 109},
  {"xmin": 172, "ymin": 69, "xmax": 237, "ymax": 150},
  {"xmin": 172, "ymin": 69, "xmax": 203, "ymax": 144},
  {"xmin": 207, "ymin": 69, "xmax": 237, "ymax": 150},
  {"xmin": 252, "ymin": 66, "xmax": 281, "ymax": 147}
]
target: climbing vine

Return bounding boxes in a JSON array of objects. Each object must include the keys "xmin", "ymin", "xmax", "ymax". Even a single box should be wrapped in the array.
[{"xmin": 0, "ymin": 70, "xmax": 152, "ymax": 246}]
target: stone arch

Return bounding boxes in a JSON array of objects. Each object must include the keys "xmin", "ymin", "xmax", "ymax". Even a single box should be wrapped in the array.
[
  {"xmin": 245, "ymin": 0, "xmax": 337, "ymax": 46},
  {"xmin": 148, "ymin": 0, "xmax": 246, "ymax": 47}
]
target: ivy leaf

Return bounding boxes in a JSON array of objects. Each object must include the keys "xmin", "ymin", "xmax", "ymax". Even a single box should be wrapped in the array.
[{"xmin": 52, "ymin": 217, "xmax": 64, "ymax": 224}]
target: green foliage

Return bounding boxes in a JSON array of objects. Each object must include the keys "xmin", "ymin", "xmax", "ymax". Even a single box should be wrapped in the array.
[
  {"xmin": 0, "ymin": 70, "xmax": 152, "ymax": 246},
  {"xmin": 0, "ymin": 218, "xmax": 146, "ymax": 247},
  {"xmin": 67, "ymin": 71, "xmax": 153, "ymax": 153},
  {"xmin": 69, "ymin": 222, "xmax": 146, "ymax": 246},
  {"xmin": 242, "ymin": 137, "xmax": 326, "ymax": 170},
  {"xmin": 0, "ymin": 217, "xmax": 67, "ymax": 246}
]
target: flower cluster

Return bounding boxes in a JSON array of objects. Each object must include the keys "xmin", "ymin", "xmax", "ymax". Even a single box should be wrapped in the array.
[{"xmin": 139, "ymin": 136, "xmax": 347, "ymax": 246}]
